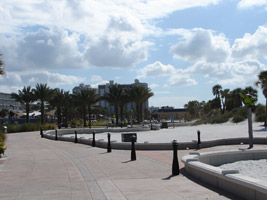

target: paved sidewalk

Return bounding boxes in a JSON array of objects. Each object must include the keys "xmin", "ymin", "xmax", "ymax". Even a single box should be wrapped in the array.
[{"xmin": 1, "ymin": 131, "xmax": 259, "ymax": 200}]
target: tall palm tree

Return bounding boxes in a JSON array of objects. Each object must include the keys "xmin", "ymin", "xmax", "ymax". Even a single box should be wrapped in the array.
[
  {"xmin": 102, "ymin": 85, "xmax": 123, "ymax": 126},
  {"xmin": 49, "ymin": 89, "xmax": 65, "ymax": 128},
  {"xmin": 62, "ymin": 91, "xmax": 71, "ymax": 127},
  {"xmin": 118, "ymin": 90, "xmax": 129, "ymax": 127},
  {"xmin": 87, "ymin": 89, "xmax": 101, "ymax": 128},
  {"xmin": 128, "ymin": 86, "xmax": 153, "ymax": 123},
  {"xmin": 212, "ymin": 84, "xmax": 222, "ymax": 99},
  {"xmin": 72, "ymin": 90, "xmax": 89, "ymax": 127},
  {"xmin": 33, "ymin": 83, "xmax": 54, "ymax": 124},
  {"xmin": 220, "ymin": 89, "xmax": 230, "ymax": 113},
  {"xmin": 255, "ymin": 71, "xmax": 267, "ymax": 126},
  {"xmin": 11, "ymin": 86, "xmax": 35, "ymax": 123},
  {"xmin": 0, "ymin": 54, "xmax": 4, "ymax": 75}
]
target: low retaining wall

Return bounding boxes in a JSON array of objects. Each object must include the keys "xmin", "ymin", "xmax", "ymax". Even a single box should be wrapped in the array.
[
  {"xmin": 182, "ymin": 149, "xmax": 267, "ymax": 200},
  {"xmin": 43, "ymin": 128, "xmax": 267, "ymax": 150}
]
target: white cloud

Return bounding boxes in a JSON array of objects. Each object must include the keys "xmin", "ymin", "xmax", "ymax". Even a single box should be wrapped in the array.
[
  {"xmin": 90, "ymin": 75, "xmax": 103, "ymax": 83},
  {"xmin": 186, "ymin": 59, "xmax": 266, "ymax": 85},
  {"xmin": 238, "ymin": 0, "xmax": 267, "ymax": 8},
  {"xmin": 84, "ymin": 35, "xmax": 151, "ymax": 68},
  {"xmin": 0, "ymin": 0, "xmax": 220, "ymax": 35},
  {"xmin": 149, "ymin": 84, "xmax": 159, "ymax": 89},
  {"xmin": 170, "ymin": 28, "xmax": 230, "ymax": 63},
  {"xmin": 0, "ymin": 71, "xmax": 86, "ymax": 90},
  {"xmin": 168, "ymin": 26, "xmax": 267, "ymax": 86},
  {"xmin": 232, "ymin": 26, "xmax": 267, "ymax": 60},
  {"xmin": 0, "ymin": 29, "xmax": 85, "ymax": 71},
  {"xmin": 137, "ymin": 61, "xmax": 175, "ymax": 78},
  {"xmin": 167, "ymin": 70, "xmax": 197, "ymax": 87}
]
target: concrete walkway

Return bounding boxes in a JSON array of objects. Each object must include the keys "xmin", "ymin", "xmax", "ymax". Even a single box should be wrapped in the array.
[{"xmin": 1, "ymin": 131, "xmax": 259, "ymax": 200}]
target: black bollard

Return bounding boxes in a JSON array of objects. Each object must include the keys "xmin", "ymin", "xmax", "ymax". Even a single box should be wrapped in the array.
[
  {"xmin": 172, "ymin": 140, "xmax": 179, "ymax": 176},
  {"xmin": 131, "ymin": 135, "xmax": 136, "ymax": 161},
  {"xmin": 40, "ymin": 127, "xmax": 43, "ymax": 138},
  {"xmin": 55, "ymin": 129, "xmax": 58, "ymax": 141},
  {"xmin": 92, "ymin": 131, "xmax": 96, "ymax": 147},
  {"xmin": 75, "ymin": 130, "xmax": 78, "ymax": 143},
  {"xmin": 107, "ymin": 133, "xmax": 111, "ymax": 153},
  {"xmin": 197, "ymin": 130, "xmax": 201, "ymax": 145}
]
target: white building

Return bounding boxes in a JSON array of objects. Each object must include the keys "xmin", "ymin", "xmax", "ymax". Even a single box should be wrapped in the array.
[
  {"xmin": 72, "ymin": 83, "xmax": 92, "ymax": 94},
  {"xmin": 98, "ymin": 79, "xmax": 149, "ymax": 113},
  {"xmin": 72, "ymin": 79, "xmax": 150, "ymax": 113},
  {"xmin": 0, "ymin": 92, "xmax": 21, "ymax": 111}
]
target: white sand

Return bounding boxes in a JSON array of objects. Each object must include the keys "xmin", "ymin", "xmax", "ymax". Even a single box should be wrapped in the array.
[
  {"xmin": 220, "ymin": 159, "xmax": 267, "ymax": 182},
  {"xmin": 66, "ymin": 121, "xmax": 267, "ymax": 143}
]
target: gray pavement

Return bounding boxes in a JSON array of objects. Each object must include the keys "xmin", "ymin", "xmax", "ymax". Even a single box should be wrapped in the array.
[{"xmin": 1, "ymin": 131, "xmax": 260, "ymax": 200}]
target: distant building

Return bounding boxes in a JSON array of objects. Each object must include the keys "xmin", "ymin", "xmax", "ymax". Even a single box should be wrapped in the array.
[
  {"xmin": 98, "ymin": 79, "xmax": 149, "ymax": 113},
  {"xmin": 73, "ymin": 79, "xmax": 150, "ymax": 114},
  {"xmin": 149, "ymin": 106, "xmax": 159, "ymax": 113},
  {"xmin": 151, "ymin": 106, "xmax": 189, "ymax": 121},
  {"xmin": 0, "ymin": 92, "xmax": 21, "ymax": 111},
  {"xmin": 72, "ymin": 83, "xmax": 92, "ymax": 94}
]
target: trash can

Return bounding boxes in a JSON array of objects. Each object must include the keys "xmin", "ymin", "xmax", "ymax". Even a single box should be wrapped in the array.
[
  {"xmin": 121, "ymin": 133, "xmax": 137, "ymax": 142},
  {"xmin": 161, "ymin": 122, "xmax": 168, "ymax": 129},
  {"xmin": 3, "ymin": 126, "xmax": 7, "ymax": 133}
]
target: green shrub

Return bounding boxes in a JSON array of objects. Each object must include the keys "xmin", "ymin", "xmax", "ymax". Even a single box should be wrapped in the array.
[
  {"xmin": 4, "ymin": 123, "xmax": 56, "ymax": 133},
  {"xmin": 232, "ymin": 115, "xmax": 246, "ymax": 123},
  {"xmin": 255, "ymin": 104, "xmax": 265, "ymax": 122},
  {"xmin": 0, "ymin": 130, "xmax": 6, "ymax": 142}
]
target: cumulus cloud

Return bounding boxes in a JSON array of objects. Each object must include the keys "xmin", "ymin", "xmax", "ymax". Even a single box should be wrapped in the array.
[
  {"xmin": 84, "ymin": 36, "xmax": 150, "ymax": 68},
  {"xmin": 137, "ymin": 61, "xmax": 175, "ymax": 78},
  {"xmin": 238, "ymin": 0, "xmax": 267, "ymax": 8},
  {"xmin": 170, "ymin": 28, "xmax": 230, "ymax": 63},
  {"xmin": 167, "ymin": 70, "xmax": 197, "ymax": 87},
  {"xmin": 168, "ymin": 26, "xmax": 267, "ymax": 86},
  {"xmin": 0, "ymin": 28, "xmax": 85, "ymax": 71},
  {"xmin": 232, "ymin": 26, "xmax": 267, "ymax": 60},
  {"xmin": 0, "ymin": 71, "xmax": 86, "ymax": 91},
  {"xmin": 186, "ymin": 59, "xmax": 266, "ymax": 85}
]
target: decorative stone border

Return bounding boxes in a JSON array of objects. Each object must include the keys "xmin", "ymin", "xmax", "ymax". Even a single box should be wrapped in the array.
[
  {"xmin": 43, "ymin": 128, "xmax": 267, "ymax": 150},
  {"xmin": 182, "ymin": 149, "xmax": 267, "ymax": 200}
]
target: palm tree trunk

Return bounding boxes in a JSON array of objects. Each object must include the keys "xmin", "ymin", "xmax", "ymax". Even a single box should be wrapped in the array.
[
  {"xmin": 57, "ymin": 106, "xmax": 61, "ymax": 128},
  {"xmin": 83, "ymin": 105, "xmax": 86, "ymax": 127},
  {"xmin": 120, "ymin": 104, "xmax": 123, "ymax": 128},
  {"xmin": 115, "ymin": 105, "xmax": 119, "ymax": 127},
  {"xmin": 41, "ymin": 101, "xmax": 44, "ymax": 124},
  {"xmin": 88, "ymin": 106, "xmax": 91, "ymax": 128},
  {"xmin": 136, "ymin": 102, "xmax": 140, "ymax": 124},
  {"xmin": 26, "ymin": 103, "xmax": 30, "ymax": 123}
]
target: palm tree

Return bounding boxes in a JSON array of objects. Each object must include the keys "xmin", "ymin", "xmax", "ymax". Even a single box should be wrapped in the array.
[
  {"xmin": 49, "ymin": 89, "xmax": 65, "ymax": 128},
  {"xmin": 11, "ymin": 86, "xmax": 35, "ymax": 123},
  {"xmin": 118, "ymin": 90, "xmax": 129, "ymax": 127},
  {"xmin": 128, "ymin": 86, "xmax": 153, "ymax": 123},
  {"xmin": 72, "ymin": 90, "xmax": 89, "ymax": 127},
  {"xmin": 62, "ymin": 91, "xmax": 71, "ymax": 127},
  {"xmin": 255, "ymin": 71, "xmax": 267, "ymax": 126},
  {"xmin": 220, "ymin": 89, "xmax": 229, "ymax": 113},
  {"xmin": 0, "ymin": 54, "xmax": 4, "ymax": 75},
  {"xmin": 212, "ymin": 84, "xmax": 222, "ymax": 99},
  {"xmin": 33, "ymin": 83, "xmax": 54, "ymax": 124},
  {"xmin": 102, "ymin": 85, "xmax": 123, "ymax": 126},
  {"xmin": 87, "ymin": 89, "xmax": 101, "ymax": 128}
]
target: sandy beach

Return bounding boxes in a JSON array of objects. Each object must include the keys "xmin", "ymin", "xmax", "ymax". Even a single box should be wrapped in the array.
[{"xmin": 63, "ymin": 120, "xmax": 267, "ymax": 143}]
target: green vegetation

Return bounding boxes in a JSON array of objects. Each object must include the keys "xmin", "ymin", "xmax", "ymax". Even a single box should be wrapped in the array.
[
  {"xmin": 1, "ymin": 123, "xmax": 56, "ymax": 133},
  {"xmin": 188, "ymin": 83, "xmax": 258, "ymax": 125},
  {"xmin": 0, "ymin": 130, "xmax": 6, "ymax": 156}
]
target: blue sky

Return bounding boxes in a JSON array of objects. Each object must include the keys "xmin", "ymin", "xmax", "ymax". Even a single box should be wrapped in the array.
[{"xmin": 1, "ymin": 0, "xmax": 267, "ymax": 108}]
